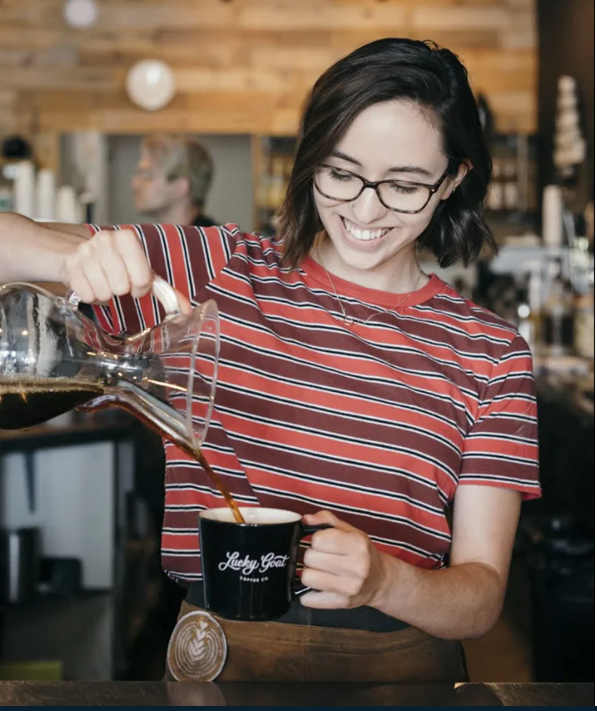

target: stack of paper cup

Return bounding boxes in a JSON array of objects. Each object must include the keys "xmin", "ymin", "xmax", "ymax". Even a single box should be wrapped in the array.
[
  {"xmin": 542, "ymin": 184, "xmax": 563, "ymax": 248},
  {"xmin": 35, "ymin": 168, "xmax": 57, "ymax": 221},
  {"xmin": 14, "ymin": 161, "xmax": 36, "ymax": 218},
  {"xmin": 56, "ymin": 185, "xmax": 81, "ymax": 223}
]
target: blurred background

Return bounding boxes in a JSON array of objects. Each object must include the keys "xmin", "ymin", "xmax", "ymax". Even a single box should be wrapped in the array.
[{"xmin": 0, "ymin": 0, "xmax": 593, "ymax": 684}]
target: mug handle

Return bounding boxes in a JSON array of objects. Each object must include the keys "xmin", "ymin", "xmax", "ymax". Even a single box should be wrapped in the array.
[{"xmin": 293, "ymin": 523, "xmax": 332, "ymax": 598}]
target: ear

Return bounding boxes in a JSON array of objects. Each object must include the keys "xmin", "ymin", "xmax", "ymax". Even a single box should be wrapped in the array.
[{"xmin": 440, "ymin": 160, "xmax": 471, "ymax": 201}]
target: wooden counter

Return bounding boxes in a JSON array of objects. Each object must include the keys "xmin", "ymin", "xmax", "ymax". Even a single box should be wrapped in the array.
[{"xmin": 0, "ymin": 681, "xmax": 593, "ymax": 706}]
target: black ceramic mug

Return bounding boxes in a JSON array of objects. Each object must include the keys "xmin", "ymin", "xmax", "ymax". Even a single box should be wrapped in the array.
[{"xmin": 198, "ymin": 507, "xmax": 328, "ymax": 621}]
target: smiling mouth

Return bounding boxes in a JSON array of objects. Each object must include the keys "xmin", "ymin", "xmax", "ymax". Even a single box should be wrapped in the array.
[{"xmin": 341, "ymin": 217, "xmax": 392, "ymax": 242}]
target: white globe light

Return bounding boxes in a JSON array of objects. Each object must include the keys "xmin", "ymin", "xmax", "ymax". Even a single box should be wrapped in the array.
[
  {"xmin": 63, "ymin": 0, "xmax": 98, "ymax": 28},
  {"xmin": 126, "ymin": 60, "xmax": 177, "ymax": 111}
]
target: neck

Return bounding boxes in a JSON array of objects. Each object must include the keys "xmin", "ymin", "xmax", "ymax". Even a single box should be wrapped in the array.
[
  {"xmin": 153, "ymin": 201, "xmax": 202, "ymax": 226},
  {"xmin": 313, "ymin": 234, "xmax": 425, "ymax": 294}
]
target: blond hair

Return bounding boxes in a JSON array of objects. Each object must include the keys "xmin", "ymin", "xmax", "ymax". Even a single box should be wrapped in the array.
[{"xmin": 142, "ymin": 134, "xmax": 214, "ymax": 207}]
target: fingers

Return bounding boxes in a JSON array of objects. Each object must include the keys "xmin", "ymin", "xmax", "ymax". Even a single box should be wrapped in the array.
[
  {"xmin": 62, "ymin": 229, "xmax": 153, "ymax": 303},
  {"xmin": 116, "ymin": 230, "xmax": 153, "ymax": 298},
  {"xmin": 79, "ymin": 244, "xmax": 113, "ymax": 303},
  {"xmin": 98, "ymin": 245, "xmax": 130, "ymax": 297},
  {"xmin": 303, "ymin": 509, "xmax": 356, "ymax": 533},
  {"xmin": 310, "ymin": 527, "xmax": 369, "ymax": 558},
  {"xmin": 303, "ymin": 547, "xmax": 366, "ymax": 578},
  {"xmin": 299, "ymin": 514, "xmax": 377, "ymax": 610},
  {"xmin": 300, "ymin": 590, "xmax": 351, "ymax": 610},
  {"xmin": 67, "ymin": 270, "xmax": 96, "ymax": 306}
]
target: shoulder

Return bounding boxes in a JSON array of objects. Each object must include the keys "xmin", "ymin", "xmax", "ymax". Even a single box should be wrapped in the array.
[
  {"xmin": 422, "ymin": 279, "xmax": 526, "ymax": 361},
  {"xmin": 217, "ymin": 228, "xmax": 286, "ymax": 269},
  {"xmin": 429, "ymin": 280, "xmax": 518, "ymax": 337}
]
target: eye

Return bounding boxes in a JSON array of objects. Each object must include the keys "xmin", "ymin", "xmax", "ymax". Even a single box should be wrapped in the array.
[
  {"xmin": 327, "ymin": 167, "xmax": 356, "ymax": 183},
  {"xmin": 389, "ymin": 182, "xmax": 420, "ymax": 195}
]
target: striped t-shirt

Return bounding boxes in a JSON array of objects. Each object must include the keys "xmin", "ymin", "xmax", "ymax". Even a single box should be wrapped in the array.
[{"xmin": 89, "ymin": 223, "xmax": 540, "ymax": 582}]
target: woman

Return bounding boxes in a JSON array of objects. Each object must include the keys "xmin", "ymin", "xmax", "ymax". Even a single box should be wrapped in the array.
[{"xmin": 0, "ymin": 38, "xmax": 539, "ymax": 682}]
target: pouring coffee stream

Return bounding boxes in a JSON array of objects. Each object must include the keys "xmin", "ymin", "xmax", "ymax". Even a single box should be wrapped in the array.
[
  {"xmin": 81, "ymin": 394, "xmax": 246, "ymax": 524},
  {"xmin": 0, "ymin": 277, "xmax": 246, "ymax": 524}
]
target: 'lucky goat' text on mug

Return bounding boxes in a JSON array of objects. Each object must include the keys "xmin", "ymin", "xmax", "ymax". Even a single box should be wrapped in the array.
[
  {"xmin": 199, "ymin": 507, "xmax": 328, "ymax": 620},
  {"xmin": 218, "ymin": 551, "xmax": 290, "ymax": 576}
]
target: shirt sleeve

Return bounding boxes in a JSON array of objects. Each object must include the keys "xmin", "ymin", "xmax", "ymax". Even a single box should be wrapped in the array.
[
  {"xmin": 86, "ymin": 223, "xmax": 241, "ymax": 335},
  {"xmin": 459, "ymin": 333, "xmax": 541, "ymax": 500}
]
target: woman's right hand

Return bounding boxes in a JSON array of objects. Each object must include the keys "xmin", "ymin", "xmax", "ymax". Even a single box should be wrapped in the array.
[{"xmin": 60, "ymin": 229, "xmax": 153, "ymax": 304}]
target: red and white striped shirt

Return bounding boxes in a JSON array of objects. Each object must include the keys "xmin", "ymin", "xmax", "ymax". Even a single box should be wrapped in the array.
[{"xmin": 89, "ymin": 223, "xmax": 540, "ymax": 582}]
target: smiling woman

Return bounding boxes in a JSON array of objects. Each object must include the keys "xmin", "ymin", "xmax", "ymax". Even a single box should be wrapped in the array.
[
  {"xmin": 310, "ymin": 100, "xmax": 459, "ymax": 290},
  {"xmin": 0, "ymin": 37, "xmax": 539, "ymax": 684},
  {"xmin": 279, "ymin": 39, "xmax": 494, "ymax": 281}
]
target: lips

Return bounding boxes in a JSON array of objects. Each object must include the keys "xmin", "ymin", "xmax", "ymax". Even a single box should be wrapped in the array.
[{"xmin": 339, "ymin": 216, "xmax": 394, "ymax": 250}]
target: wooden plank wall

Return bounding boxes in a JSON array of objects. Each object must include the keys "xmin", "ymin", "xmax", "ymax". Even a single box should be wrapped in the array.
[{"xmin": 0, "ymin": 0, "xmax": 536, "ymax": 164}]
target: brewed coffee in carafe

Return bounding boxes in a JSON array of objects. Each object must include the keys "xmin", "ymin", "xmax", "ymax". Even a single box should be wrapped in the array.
[{"xmin": 0, "ymin": 280, "xmax": 245, "ymax": 523}]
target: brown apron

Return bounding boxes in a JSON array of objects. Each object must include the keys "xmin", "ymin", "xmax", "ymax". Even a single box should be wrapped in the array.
[{"xmin": 165, "ymin": 599, "xmax": 469, "ymax": 683}]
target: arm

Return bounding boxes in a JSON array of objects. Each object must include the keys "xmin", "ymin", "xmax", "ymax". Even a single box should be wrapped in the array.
[
  {"xmin": 301, "ymin": 485, "xmax": 521, "ymax": 639},
  {"xmin": 0, "ymin": 213, "xmax": 88, "ymax": 283},
  {"xmin": 0, "ymin": 212, "xmax": 152, "ymax": 302},
  {"xmin": 301, "ymin": 335, "xmax": 538, "ymax": 639}
]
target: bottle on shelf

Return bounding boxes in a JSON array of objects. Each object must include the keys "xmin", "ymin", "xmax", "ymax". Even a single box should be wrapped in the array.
[
  {"xmin": 486, "ymin": 158, "xmax": 503, "ymax": 211},
  {"xmin": 573, "ymin": 288, "xmax": 594, "ymax": 361},
  {"xmin": 542, "ymin": 185, "xmax": 564, "ymax": 249},
  {"xmin": 517, "ymin": 265, "xmax": 543, "ymax": 356},
  {"xmin": 501, "ymin": 157, "xmax": 519, "ymax": 210},
  {"xmin": 541, "ymin": 258, "xmax": 575, "ymax": 357},
  {"xmin": 267, "ymin": 157, "xmax": 286, "ymax": 212},
  {"xmin": 571, "ymin": 236, "xmax": 595, "ymax": 360}
]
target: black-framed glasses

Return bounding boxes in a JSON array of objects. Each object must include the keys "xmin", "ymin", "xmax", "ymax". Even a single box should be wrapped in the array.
[{"xmin": 313, "ymin": 163, "xmax": 452, "ymax": 214}]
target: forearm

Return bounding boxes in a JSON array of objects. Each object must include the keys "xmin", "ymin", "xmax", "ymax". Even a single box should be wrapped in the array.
[
  {"xmin": 0, "ymin": 213, "xmax": 87, "ymax": 283},
  {"xmin": 373, "ymin": 554, "xmax": 504, "ymax": 640}
]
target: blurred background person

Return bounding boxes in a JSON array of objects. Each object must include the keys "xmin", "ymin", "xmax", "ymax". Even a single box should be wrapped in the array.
[{"xmin": 132, "ymin": 134, "xmax": 217, "ymax": 228}]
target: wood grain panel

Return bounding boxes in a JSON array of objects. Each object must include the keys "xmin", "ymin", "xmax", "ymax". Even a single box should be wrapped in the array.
[{"xmin": 0, "ymin": 0, "xmax": 537, "ymax": 161}]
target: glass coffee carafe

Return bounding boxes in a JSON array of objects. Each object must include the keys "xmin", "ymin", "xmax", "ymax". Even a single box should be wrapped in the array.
[{"xmin": 0, "ymin": 278, "xmax": 219, "ymax": 451}]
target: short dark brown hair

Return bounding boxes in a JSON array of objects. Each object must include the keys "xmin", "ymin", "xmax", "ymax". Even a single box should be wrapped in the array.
[{"xmin": 277, "ymin": 38, "xmax": 495, "ymax": 270}]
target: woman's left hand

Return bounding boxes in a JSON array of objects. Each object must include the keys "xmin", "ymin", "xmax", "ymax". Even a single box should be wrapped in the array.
[{"xmin": 300, "ymin": 510, "xmax": 391, "ymax": 609}]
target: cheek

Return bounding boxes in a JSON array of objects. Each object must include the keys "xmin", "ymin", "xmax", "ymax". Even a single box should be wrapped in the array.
[
  {"xmin": 399, "ymin": 202, "xmax": 439, "ymax": 238},
  {"xmin": 313, "ymin": 187, "xmax": 328, "ymax": 210},
  {"xmin": 313, "ymin": 190, "xmax": 336, "ymax": 224},
  {"xmin": 152, "ymin": 182, "xmax": 171, "ymax": 201}
]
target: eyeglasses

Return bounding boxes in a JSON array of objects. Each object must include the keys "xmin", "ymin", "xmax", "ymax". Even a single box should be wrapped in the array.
[
  {"xmin": 133, "ymin": 168, "xmax": 159, "ymax": 181},
  {"xmin": 313, "ymin": 163, "xmax": 452, "ymax": 214}
]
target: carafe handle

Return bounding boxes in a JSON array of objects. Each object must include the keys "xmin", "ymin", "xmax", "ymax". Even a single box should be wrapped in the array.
[{"xmin": 65, "ymin": 274, "xmax": 181, "ymax": 316}]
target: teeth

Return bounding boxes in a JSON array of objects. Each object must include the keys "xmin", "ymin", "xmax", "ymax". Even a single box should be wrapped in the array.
[{"xmin": 343, "ymin": 218, "xmax": 390, "ymax": 241}]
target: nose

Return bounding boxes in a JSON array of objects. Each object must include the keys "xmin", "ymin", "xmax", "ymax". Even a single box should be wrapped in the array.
[{"xmin": 350, "ymin": 186, "xmax": 387, "ymax": 225}]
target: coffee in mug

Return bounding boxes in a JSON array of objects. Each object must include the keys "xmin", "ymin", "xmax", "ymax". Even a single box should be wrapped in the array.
[{"xmin": 199, "ymin": 507, "xmax": 327, "ymax": 621}]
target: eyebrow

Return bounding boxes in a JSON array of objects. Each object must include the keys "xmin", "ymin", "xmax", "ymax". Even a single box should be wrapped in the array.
[{"xmin": 330, "ymin": 150, "xmax": 434, "ymax": 178}]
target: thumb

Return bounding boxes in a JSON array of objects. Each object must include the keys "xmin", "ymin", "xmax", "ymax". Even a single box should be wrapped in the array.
[{"xmin": 303, "ymin": 509, "xmax": 355, "ymax": 533}]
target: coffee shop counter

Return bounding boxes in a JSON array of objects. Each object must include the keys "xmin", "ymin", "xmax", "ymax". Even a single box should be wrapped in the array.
[
  {"xmin": 0, "ymin": 410, "xmax": 136, "ymax": 453},
  {"xmin": 0, "ymin": 681, "xmax": 593, "ymax": 706},
  {"xmin": 0, "ymin": 412, "xmax": 145, "ymax": 681}
]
